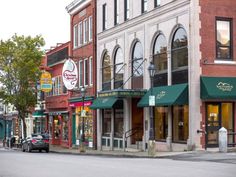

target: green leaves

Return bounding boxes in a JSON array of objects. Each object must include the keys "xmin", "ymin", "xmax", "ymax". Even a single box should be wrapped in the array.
[{"xmin": 0, "ymin": 34, "xmax": 45, "ymax": 116}]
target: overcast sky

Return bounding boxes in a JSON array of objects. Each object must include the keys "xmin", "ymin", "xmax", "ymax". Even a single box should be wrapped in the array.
[{"xmin": 0, "ymin": 0, "xmax": 73, "ymax": 50}]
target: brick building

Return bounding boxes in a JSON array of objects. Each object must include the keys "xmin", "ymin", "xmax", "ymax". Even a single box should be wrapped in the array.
[
  {"xmin": 66, "ymin": 0, "xmax": 97, "ymax": 149},
  {"xmin": 45, "ymin": 42, "xmax": 72, "ymax": 148}
]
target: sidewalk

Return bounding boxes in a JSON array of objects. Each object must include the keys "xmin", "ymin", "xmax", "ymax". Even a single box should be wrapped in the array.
[{"xmin": 49, "ymin": 145, "xmax": 195, "ymax": 158}]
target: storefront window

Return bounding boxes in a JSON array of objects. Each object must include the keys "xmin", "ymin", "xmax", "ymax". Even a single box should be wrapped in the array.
[
  {"xmin": 114, "ymin": 109, "xmax": 124, "ymax": 138},
  {"xmin": 102, "ymin": 109, "xmax": 111, "ymax": 136},
  {"xmin": 62, "ymin": 115, "xmax": 68, "ymax": 141},
  {"xmin": 53, "ymin": 116, "xmax": 61, "ymax": 139},
  {"xmin": 154, "ymin": 107, "xmax": 168, "ymax": 141},
  {"xmin": 173, "ymin": 105, "xmax": 189, "ymax": 142}
]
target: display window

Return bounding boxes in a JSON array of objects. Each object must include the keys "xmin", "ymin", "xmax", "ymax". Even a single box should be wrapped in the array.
[
  {"xmin": 154, "ymin": 107, "xmax": 168, "ymax": 141},
  {"xmin": 173, "ymin": 105, "xmax": 189, "ymax": 143}
]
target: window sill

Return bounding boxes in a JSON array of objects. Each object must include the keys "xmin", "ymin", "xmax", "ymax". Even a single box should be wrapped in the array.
[{"xmin": 214, "ymin": 60, "xmax": 236, "ymax": 65}]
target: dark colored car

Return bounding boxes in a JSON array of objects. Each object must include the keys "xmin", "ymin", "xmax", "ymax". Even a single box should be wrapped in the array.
[{"xmin": 22, "ymin": 134, "xmax": 49, "ymax": 153}]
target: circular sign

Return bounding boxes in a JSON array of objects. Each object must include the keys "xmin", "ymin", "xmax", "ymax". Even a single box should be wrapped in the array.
[
  {"xmin": 62, "ymin": 59, "xmax": 78, "ymax": 90},
  {"xmin": 40, "ymin": 71, "xmax": 52, "ymax": 92}
]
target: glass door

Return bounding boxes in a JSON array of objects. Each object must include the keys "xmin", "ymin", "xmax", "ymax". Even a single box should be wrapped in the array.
[{"xmin": 206, "ymin": 104, "xmax": 220, "ymax": 147}]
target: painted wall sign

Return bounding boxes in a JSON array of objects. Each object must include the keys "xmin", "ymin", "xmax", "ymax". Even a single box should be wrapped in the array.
[
  {"xmin": 62, "ymin": 59, "xmax": 78, "ymax": 90},
  {"xmin": 40, "ymin": 71, "xmax": 52, "ymax": 92}
]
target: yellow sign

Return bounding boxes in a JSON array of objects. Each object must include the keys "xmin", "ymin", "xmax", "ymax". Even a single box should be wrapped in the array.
[{"xmin": 40, "ymin": 71, "xmax": 52, "ymax": 92}]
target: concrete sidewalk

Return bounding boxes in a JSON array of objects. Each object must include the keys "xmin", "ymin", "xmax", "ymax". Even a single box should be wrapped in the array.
[{"xmin": 49, "ymin": 145, "xmax": 196, "ymax": 158}]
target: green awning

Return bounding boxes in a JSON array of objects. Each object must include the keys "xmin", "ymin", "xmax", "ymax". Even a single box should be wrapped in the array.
[
  {"xmin": 200, "ymin": 76, "xmax": 236, "ymax": 100},
  {"xmin": 138, "ymin": 83, "xmax": 188, "ymax": 107},
  {"xmin": 32, "ymin": 110, "xmax": 45, "ymax": 118},
  {"xmin": 90, "ymin": 97, "xmax": 118, "ymax": 109}
]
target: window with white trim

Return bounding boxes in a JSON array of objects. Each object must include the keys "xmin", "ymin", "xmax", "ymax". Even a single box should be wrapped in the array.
[
  {"xmin": 78, "ymin": 22, "xmax": 83, "ymax": 46},
  {"xmin": 83, "ymin": 19, "xmax": 88, "ymax": 44},
  {"xmin": 46, "ymin": 76, "xmax": 66, "ymax": 97},
  {"xmin": 84, "ymin": 58, "xmax": 88, "ymax": 86},
  {"xmin": 154, "ymin": 0, "xmax": 161, "ymax": 7},
  {"xmin": 73, "ymin": 24, "xmax": 78, "ymax": 48},
  {"xmin": 79, "ymin": 60, "xmax": 83, "ymax": 87},
  {"xmin": 89, "ymin": 57, "xmax": 93, "ymax": 86},
  {"xmin": 114, "ymin": 0, "xmax": 119, "ymax": 25},
  {"xmin": 102, "ymin": 3, "xmax": 107, "ymax": 31},
  {"xmin": 88, "ymin": 16, "xmax": 93, "ymax": 42}
]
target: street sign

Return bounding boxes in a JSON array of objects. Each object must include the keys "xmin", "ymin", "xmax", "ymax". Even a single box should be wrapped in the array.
[
  {"xmin": 81, "ymin": 110, "xmax": 87, "ymax": 117},
  {"xmin": 149, "ymin": 95, "xmax": 155, "ymax": 106}
]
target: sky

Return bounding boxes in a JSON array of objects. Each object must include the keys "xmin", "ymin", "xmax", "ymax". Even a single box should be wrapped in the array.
[{"xmin": 0, "ymin": 0, "xmax": 73, "ymax": 50}]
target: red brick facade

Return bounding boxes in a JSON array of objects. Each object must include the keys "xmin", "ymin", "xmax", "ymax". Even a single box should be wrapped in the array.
[{"xmin": 199, "ymin": 0, "xmax": 236, "ymax": 148}]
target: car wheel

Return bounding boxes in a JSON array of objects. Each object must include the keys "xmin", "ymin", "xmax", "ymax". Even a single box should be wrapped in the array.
[
  {"xmin": 27, "ymin": 144, "xmax": 31, "ymax": 152},
  {"xmin": 45, "ymin": 148, "xmax": 49, "ymax": 153},
  {"xmin": 39, "ymin": 149, "xmax": 42, "ymax": 153}
]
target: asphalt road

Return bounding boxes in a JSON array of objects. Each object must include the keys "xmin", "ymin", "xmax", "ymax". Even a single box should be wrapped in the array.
[{"xmin": 0, "ymin": 148, "xmax": 236, "ymax": 177}]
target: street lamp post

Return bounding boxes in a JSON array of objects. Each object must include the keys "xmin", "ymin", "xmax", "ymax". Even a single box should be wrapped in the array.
[
  {"xmin": 80, "ymin": 87, "xmax": 86, "ymax": 152},
  {"xmin": 147, "ymin": 61, "xmax": 156, "ymax": 156}
]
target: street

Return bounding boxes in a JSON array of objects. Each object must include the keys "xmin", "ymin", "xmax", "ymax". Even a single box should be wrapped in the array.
[{"xmin": 0, "ymin": 149, "xmax": 236, "ymax": 177}]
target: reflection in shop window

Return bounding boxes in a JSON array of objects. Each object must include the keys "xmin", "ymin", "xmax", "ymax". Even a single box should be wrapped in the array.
[
  {"xmin": 114, "ymin": 109, "xmax": 124, "ymax": 138},
  {"xmin": 173, "ymin": 105, "xmax": 189, "ymax": 142},
  {"xmin": 62, "ymin": 116, "xmax": 68, "ymax": 141},
  {"xmin": 154, "ymin": 107, "xmax": 168, "ymax": 141},
  {"xmin": 102, "ymin": 109, "xmax": 111, "ymax": 136}
]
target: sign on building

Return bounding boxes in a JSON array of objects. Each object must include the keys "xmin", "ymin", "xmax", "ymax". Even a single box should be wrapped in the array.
[
  {"xmin": 40, "ymin": 71, "xmax": 52, "ymax": 92},
  {"xmin": 62, "ymin": 59, "xmax": 78, "ymax": 90}
]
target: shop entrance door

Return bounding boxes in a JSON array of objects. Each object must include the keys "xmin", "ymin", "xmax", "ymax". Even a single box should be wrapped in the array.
[
  {"xmin": 206, "ymin": 104, "xmax": 220, "ymax": 147},
  {"xmin": 206, "ymin": 103, "xmax": 234, "ymax": 147}
]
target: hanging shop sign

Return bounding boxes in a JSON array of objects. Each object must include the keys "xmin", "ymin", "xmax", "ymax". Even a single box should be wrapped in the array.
[
  {"xmin": 62, "ymin": 59, "xmax": 78, "ymax": 90},
  {"xmin": 40, "ymin": 71, "xmax": 52, "ymax": 92}
]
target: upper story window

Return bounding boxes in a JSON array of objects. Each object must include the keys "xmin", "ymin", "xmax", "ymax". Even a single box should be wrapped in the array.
[
  {"xmin": 114, "ymin": 48, "xmax": 124, "ymax": 89},
  {"xmin": 88, "ymin": 16, "xmax": 93, "ymax": 42},
  {"xmin": 216, "ymin": 18, "xmax": 232, "ymax": 60},
  {"xmin": 83, "ymin": 18, "xmax": 88, "ymax": 44},
  {"xmin": 84, "ymin": 58, "xmax": 89, "ymax": 86},
  {"xmin": 79, "ymin": 60, "xmax": 83, "ymax": 87},
  {"xmin": 154, "ymin": 0, "xmax": 161, "ymax": 7},
  {"xmin": 102, "ymin": 3, "xmax": 107, "ymax": 31},
  {"xmin": 141, "ymin": 0, "xmax": 147, "ymax": 14},
  {"xmin": 102, "ymin": 51, "xmax": 111, "ymax": 90},
  {"xmin": 153, "ymin": 34, "xmax": 167, "ymax": 86},
  {"xmin": 124, "ymin": 0, "xmax": 130, "ymax": 21},
  {"xmin": 132, "ymin": 41, "xmax": 144, "ymax": 77},
  {"xmin": 114, "ymin": 0, "xmax": 119, "ymax": 25},
  {"xmin": 89, "ymin": 57, "xmax": 93, "ymax": 86},
  {"xmin": 46, "ymin": 76, "xmax": 67, "ymax": 97},
  {"xmin": 73, "ymin": 24, "xmax": 78, "ymax": 48},
  {"xmin": 171, "ymin": 27, "xmax": 188, "ymax": 84},
  {"xmin": 78, "ymin": 22, "xmax": 83, "ymax": 46}
]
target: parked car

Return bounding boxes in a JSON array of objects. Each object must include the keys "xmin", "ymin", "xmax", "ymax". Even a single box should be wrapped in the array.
[{"xmin": 22, "ymin": 134, "xmax": 49, "ymax": 153}]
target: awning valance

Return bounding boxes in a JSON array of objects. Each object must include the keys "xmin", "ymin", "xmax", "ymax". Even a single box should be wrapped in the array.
[
  {"xmin": 90, "ymin": 97, "xmax": 118, "ymax": 109},
  {"xmin": 200, "ymin": 76, "xmax": 236, "ymax": 100},
  {"xmin": 32, "ymin": 110, "xmax": 46, "ymax": 118},
  {"xmin": 138, "ymin": 83, "xmax": 188, "ymax": 107}
]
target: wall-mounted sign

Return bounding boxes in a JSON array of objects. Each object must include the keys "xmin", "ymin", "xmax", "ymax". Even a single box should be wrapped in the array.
[
  {"xmin": 40, "ymin": 71, "xmax": 52, "ymax": 92},
  {"xmin": 62, "ymin": 59, "xmax": 78, "ymax": 90}
]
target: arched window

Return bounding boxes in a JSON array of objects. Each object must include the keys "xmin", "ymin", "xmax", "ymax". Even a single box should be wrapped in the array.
[
  {"xmin": 171, "ymin": 27, "xmax": 188, "ymax": 84},
  {"xmin": 102, "ymin": 51, "xmax": 111, "ymax": 90},
  {"xmin": 132, "ymin": 41, "xmax": 143, "ymax": 89},
  {"xmin": 153, "ymin": 34, "xmax": 167, "ymax": 87},
  {"xmin": 114, "ymin": 48, "xmax": 124, "ymax": 89}
]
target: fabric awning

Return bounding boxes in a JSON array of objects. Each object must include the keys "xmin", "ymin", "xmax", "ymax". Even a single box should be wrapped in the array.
[
  {"xmin": 138, "ymin": 83, "xmax": 188, "ymax": 107},
  {"xmin": 32, "ymin": 110, "xmax": 46, "ymax": 118},
  {"xmin": 90, "ymin": 97, "xmax": 118, "ymax": 109},
  {"xmin": 200, "ymin": 76, "xmax": 236, "ymax": 100}
]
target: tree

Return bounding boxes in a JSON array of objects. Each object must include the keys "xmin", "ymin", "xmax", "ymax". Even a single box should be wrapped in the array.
[{"xmin": 0, "ymin": 34, "xmax": 45, "ymax": 138}]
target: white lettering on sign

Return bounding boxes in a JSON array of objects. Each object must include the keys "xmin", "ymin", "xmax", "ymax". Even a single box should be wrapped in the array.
[{"xmin": 217, "ymin": 82, "xmax": 233, "ymax": 92}]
